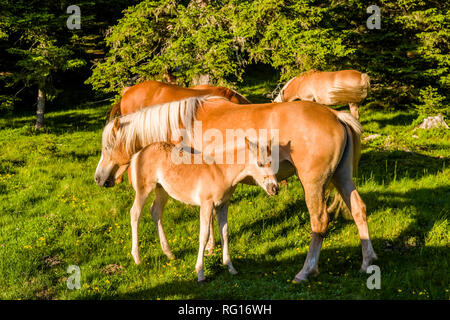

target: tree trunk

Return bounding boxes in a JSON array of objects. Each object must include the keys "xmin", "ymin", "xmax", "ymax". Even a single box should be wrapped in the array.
[{"xmin": 35, "ymin": 86, "xmax": 45, "ymax": 130}]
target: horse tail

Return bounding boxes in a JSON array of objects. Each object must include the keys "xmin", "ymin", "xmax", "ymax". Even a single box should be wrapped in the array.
[
  {"xmin": 326, "ymin": 111, "xmax": 362, "ymax": 220},
  {"xmin": 328, "ymin": 72, "xmax": 370, "ymax": 104},
  {"xmin": 360, "ymin": 72, "xmax": 370, "ymax": 99}
]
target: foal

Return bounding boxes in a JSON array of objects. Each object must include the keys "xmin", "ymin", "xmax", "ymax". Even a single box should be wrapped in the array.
[
  {"xmin": 127, "ymin": 140, "xmax": 278, "ymax": 282},
  {"xmin": 274, "ymin": 70, "xmax": 370, "ymax": 119}
]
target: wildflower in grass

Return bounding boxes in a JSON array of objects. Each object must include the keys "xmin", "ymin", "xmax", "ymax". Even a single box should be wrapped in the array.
[{"xmin": 398, "ymin": 289, "xmax": 402, "ymax": 293}]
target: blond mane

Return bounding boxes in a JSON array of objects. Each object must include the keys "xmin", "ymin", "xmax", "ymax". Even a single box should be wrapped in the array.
[{"xmin": 102, "ymin": 96, "xmax": 221, "ymax": 156}]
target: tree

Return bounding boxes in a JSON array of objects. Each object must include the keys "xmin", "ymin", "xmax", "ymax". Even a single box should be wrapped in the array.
[
  {"xmin": 87, "ymin": 0, "xmax": 356, "ymax": 94},
  {"xmin": 0, "ymin": 0, "xmax": 86, "ymax": 128}
]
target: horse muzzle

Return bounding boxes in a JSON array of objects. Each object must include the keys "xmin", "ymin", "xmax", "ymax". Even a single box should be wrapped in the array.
[
  {"xmin": 94, "ymin": 172, "xmax": 115, "ymax": 188},
  {"xmin": 266, "ymin": 183, "xmax": 279, "ymax": 196}
]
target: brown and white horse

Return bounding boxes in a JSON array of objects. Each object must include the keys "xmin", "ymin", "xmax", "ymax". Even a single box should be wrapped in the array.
[
  {"xmin": 95, "ymin": 96, "xmax": 377, "ymax": 283},
  {"xmin": 274, "ymin": 70, "xmax": 370, "ymax": 119},
  {"xmin": 109, "ymin": 80, "xmax": 251, "ymax": 120},
  {"xmin": 124, "ymin": 139, "xmax": 277, "ymax": 282}
]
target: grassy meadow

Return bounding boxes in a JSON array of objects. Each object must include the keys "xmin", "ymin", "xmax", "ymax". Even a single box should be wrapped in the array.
[{"xmin": 0, "ymin": 78, "xmax": 449, "ymax": 300}]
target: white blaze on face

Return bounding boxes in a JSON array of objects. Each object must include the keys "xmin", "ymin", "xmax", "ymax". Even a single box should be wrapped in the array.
[{"xmin": 95, "ymin": 154, "xmax": 104, "ymax": 178}]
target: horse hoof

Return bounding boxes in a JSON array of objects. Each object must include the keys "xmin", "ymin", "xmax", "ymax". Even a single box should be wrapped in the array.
[
  {"xmin": 228, "ymin": 268, "xmax": 238, "ymax": 275},
  {"xmin": 197, "ymin": 279, "xmax": 207, "ymax": 286},
  {"xmin": 292, "ymin": 277, "xmax": 308, "ymax": 284},
  {"xmin": 166, "ymin": 253, "xmax": 176, "ymax": 260}
]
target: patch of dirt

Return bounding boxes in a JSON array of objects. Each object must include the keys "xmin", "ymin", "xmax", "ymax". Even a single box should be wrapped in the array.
[
  {"xmin": 102, "ymin": 264, "xmax": 124, "ymax": 275},
  {"xmin": 35, "ymin": 287, "xmax": 56, "ymax": 300},
  {"xmin": 43, "ymin": 255, "xmax": 61, "ymax": 268}
]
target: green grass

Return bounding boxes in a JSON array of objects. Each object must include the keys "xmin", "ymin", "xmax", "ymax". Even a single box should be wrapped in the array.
[{"xmin": 0, "ymin": 83, "xmax": 448, "ymax": 300}]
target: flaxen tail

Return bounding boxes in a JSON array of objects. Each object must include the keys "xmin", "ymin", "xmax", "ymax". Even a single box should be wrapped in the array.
[
  {"xmin": 327, "ymin": 112, "xmax": 362, "ymax": 219},
  {"xmin": 328, "ymin": 73, "xmax": 370, "ymax": 104}
]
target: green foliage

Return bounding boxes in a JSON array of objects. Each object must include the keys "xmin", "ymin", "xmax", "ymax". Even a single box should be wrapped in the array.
[
  {"xmin": 414, "ymin": 86, "xmax": 448, "ymax": 118},
  {"xmin": 87, "ymin": 0, "xmax": 358, "ymax": 92},
  {"xmin": 0, "ymin": 0, "xmax": 139, "ymax": 112},
  {"xmin": 87, "ymin": 0, "xmax": 450, "ymax": 112},
  {"xmin": 0, "ymin": 1, "xmax": 87, "ymax": 107}
]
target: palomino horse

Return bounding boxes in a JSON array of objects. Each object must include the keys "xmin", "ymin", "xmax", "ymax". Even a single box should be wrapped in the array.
[
  {"xmin": 109, "ymin": 80, "xmax": 251, "ymax": 255},
  {"xmin": 120, "ymin": 138, "xmax": 277, "ymax": 282},
  {"xmin": 95, "ymin": 96, "xmax": 377, "ymax": 283},
  {"xmin": 109, "ymin": 80, "xmax": 251, "ymax": 120},
  {"xmin": 274, "ymin": 70, "xmax": 370, "ymax": 119}
]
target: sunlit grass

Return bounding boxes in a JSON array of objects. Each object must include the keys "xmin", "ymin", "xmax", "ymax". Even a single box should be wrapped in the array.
[{"xmin": 0, "ymin": 86, "xmax": 448, "ymax": 300}]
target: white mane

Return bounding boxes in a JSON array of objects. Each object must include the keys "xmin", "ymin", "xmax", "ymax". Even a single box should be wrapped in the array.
[
  {"xmin": 273, "ymin": 77, "xmax": 295, "ymax": 102},
  {"xmin": 103, "ymin": 96, "xmax": 219, "ymax": 156}
]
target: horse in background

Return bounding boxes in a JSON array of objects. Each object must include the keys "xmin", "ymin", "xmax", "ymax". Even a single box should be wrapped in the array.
[
  {"xmin": 109, "ymin": 80, "xmax": 251, "ymax": 120},
  {"xmin": 274, "ymin": 70, "xmax": 370, "ymax": 119}
]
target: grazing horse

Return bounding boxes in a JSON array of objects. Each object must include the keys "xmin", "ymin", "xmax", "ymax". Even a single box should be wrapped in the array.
[
  {"xmin": 109, "ymin": 80, "xmax": 251, "ymax": 120},
  {"xmin": 108, "ymin": 80, "xmax": 251, "ymax": 255},
  {"xmin": 274, "ymin": 70, "xmax": 370, "ymax": 119},
  {"xmin": 117, "ymin": 138, "xmax": 277, "ymax": 282},
  {"xmin": 95, "ymin": 96, "xmax": 377, "ymax": 283}
]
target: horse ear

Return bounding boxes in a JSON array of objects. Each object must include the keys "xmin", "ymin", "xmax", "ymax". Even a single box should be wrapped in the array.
[{"xmin": 113, "ymin": 117, "xmax": 120, "ymax": 134}]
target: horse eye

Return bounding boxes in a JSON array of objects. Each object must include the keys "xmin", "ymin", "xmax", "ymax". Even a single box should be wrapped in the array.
[{"xmin": 257, "ymin": 160, "xmax": 263, "ymax": 167}]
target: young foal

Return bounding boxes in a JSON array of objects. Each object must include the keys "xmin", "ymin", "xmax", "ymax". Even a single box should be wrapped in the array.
[
  {"xmin": 96, "ymin": 118, "xmax": 278, "ymax": 282},
  {"xmin": 274, "ymin": 70, "xmax": 370, "ymax": 119}
]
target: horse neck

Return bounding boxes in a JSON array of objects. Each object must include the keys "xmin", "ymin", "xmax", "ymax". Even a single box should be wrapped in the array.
[
  {"xmin": 283, "ymin": 77, "xmax": 303, "ymax": 101},
  {"xmin": 215, "ymin": 161, "xmax": 248, "ymax": 187}
]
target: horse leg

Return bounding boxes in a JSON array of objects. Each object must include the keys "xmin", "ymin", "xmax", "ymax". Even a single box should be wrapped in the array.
[
  {"xmin": 130, "ymin": 187, "xmax": 152, "ymax": 265},
  {"xmin": 205, "ymin": 209, "xmax": 216, "ymax": 256},
  {"xmin": 150, "ymin": 186, "xmax": 174, "ymax": 260},
  {"xmin": 216, "ymin": 202, "xmax": 237, "ymax": 275},
  {"xmin": 293, "ymin": 181, "xmax": 329, "ymax": 283},
  {"xmin": 195, "ymin": 201, "xmax": 214, "ymax": 283},
  {"xmin": 332, "ymin": 174, "xmax": 377, "ymax": 272},
  {"xmin": 349, "ymin": 103, "xmax": 360, "ymax": 120}
]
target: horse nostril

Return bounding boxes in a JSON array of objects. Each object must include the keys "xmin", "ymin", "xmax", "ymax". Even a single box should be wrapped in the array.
[{"xmin": 267, "ymin": 183, "xmax": 278, "ymax": 195}]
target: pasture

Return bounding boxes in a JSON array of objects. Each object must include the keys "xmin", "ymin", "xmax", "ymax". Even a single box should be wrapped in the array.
[{"xmin": 0, "ymin": 76, "xmax": 448, "ymax": 300}]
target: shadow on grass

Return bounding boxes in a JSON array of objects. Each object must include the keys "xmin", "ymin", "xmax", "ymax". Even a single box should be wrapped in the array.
[
  {"xmin": 0, "ymin": 105, "xmax": 110, "ymax": 134},
  {"xmin": 360, "ymin": 112, "xmax": 417, "ymax": 128},
  {"xmin": 359, "ymin": 149, "xmax": 447, "ymax": 185},
  {"xmin": 97, "ymin": 241, "xmax": 449, "ymax": 300}
]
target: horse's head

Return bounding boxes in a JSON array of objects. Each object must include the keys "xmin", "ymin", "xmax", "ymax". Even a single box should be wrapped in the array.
[
  {"xmin": 244, "ymin": 138, "xmax": 279, "ymax": 196},
  {"xmin": 95, "ymin": 117, "xmax": 131, "ymax": 187}
]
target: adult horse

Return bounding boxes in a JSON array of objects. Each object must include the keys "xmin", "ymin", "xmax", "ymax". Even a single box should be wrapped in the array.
[
  {"xmin": 108, "ymin": 80, "xmax": 251, "ymax": 255},
  {"xmin": 274, "ymin": 70, "xmax": 370, "ymax": 119},
  {"xmin": 95, "ymin": 96, "xmax": 377, "ymax": 283},
  {"xmin": 109, "ymin": 80, "xmax": 251, "ymax": 120}
]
